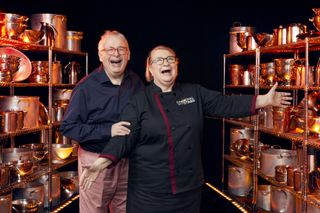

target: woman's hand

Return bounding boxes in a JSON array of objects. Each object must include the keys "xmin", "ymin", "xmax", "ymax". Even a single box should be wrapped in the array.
[
  {"xmin": 80, "ymin": 157, "xmax": 112, "ymax": 191},
  {"xmin": 256, "ymin": 82, "xmax": 292, "ymax": 108}
]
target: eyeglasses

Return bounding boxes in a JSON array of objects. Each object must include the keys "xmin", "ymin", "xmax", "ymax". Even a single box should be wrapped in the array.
[
  {"xmin": 104, "ymin": 47, "xmax": 128, "ymax": 55},
  {"xmin": 150, "ymin": 56, "xmax": 178, "ymax": 65}
]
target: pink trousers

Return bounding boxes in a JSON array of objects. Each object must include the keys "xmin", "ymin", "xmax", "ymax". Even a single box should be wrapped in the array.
[{"xmin": 78, "ymin": 147, "xmax": 128, "ymax": 213}]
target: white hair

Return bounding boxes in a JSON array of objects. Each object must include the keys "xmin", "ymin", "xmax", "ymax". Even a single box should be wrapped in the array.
[{"xmin": 98, "ymin": 30, "xmax": 129, "ymax": 52}]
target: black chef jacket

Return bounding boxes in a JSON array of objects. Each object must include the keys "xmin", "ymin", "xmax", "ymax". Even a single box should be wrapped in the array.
[
  {"xmin": 101, "ymin": 82, "xmax": 256, "ymax": 194},
  {"xmin": 60, "ymin": 65, "xmax": 144, "ymax": 153}
]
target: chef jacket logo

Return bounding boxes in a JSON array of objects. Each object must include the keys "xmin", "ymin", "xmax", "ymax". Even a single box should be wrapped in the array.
[{"xmin": 176, "ymin": 97, "xmax": 195, "ymax": 105}]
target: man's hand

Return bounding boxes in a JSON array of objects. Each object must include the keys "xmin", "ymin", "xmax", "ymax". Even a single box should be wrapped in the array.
[{"xmin": 111, "ymin": 121, "xmax": 131, "ymax": 137}]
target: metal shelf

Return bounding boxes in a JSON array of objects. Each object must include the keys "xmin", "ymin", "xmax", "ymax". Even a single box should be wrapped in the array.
[
  {"xmin": 51, "ymin": 156, "xmax": 78, "ymax": 170},
  {"xmin": 225, "ymin": 36, "xmax": 320, "ymax": 58},
  {"xmin": 225, "ymin": 84, "xmax": 320, "ymax": 91},
  {"xmin": 225, "ymin": 155, "xmax": 320, "ymax": 209},
  {"xmin": 0, "ymin": 37, "xmax": 86, "ymax": 56},
  {"xmin": 224, "ymin": 119, "xmax": 255, "ymax": 129},
  {"xmin": 51, "ymin": 194, "xmax": 80, "ymax": 213},
  {"xmin": 224, "ymin": 155, "xmax": 253, "ymax": 171},
  {"xmin": 0, "ymin": 156, "xmax": 78, "ymax": 195},
  {"xmin": 222, "ymin": 37, "xmax": 320, "ymax": 213},
  {"xmin": 0, "ymin": 36, "xmax": 84, "ymax": 213},
  {"xmin": 0, "ymin": 82, "xmax": 75, "ymax": 88},
  {"xmin": 0, "ymin": 125, "xmax": 49, "ymax": 140},
  {"xmin": 225, "ymin": 119, "xmax": 320, "ymax": 149}
]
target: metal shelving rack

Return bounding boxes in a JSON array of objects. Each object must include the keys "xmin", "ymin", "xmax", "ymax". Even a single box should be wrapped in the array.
[
  {"xmin": 0, "ymin": 38, "xmax": 87, "ymax": 212},
  {"xmin": 221, "ymin": 36, "xmax": 320, "ymax": 212}
]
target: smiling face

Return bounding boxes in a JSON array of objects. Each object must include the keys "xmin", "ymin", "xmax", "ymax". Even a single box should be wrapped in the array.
[
  {"xmin": 147, "ymin": 46, "xmax": 178, "ymax": 92},
  {"xmin": 98, "ymin": 31, "xmax": 130, "ymax": 81}
]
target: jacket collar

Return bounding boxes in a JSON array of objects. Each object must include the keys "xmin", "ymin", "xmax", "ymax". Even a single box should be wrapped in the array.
[{"xmin": 150, "ymin": 81, "xmax": 180, "ymax": 95}]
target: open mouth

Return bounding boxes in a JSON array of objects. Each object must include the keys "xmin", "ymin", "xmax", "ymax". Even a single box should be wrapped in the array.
[
  {"xmin": 110, "ymin": 58, "xmax": 122, "ymax": 65},
  {"xmin": 161, "ymin": 69, "xmax": 171, "ymax": 74}
]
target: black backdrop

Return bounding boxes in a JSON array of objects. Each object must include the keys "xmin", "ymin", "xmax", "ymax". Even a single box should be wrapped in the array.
[
  {"xmin": 2, "ymin": 0, "xmax": 320, "ymax": 208},
  {"xmin": 2, "ymin": 0, "xmax": 320, "ymax": 89}
]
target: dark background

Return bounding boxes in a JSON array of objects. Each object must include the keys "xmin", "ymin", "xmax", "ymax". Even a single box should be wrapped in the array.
[
  {"xmin": 2, "ymin": 0, "xmax": 320, "ymax": 89},
  {"xmin": 2, "ymin": 0, "xmax": 320, "ymax": 211}
]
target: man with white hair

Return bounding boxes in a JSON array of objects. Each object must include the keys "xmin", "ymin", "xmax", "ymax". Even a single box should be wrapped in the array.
[{"xmin": 60, "ymin": 30, "xmax": 144, "ymax": 213}]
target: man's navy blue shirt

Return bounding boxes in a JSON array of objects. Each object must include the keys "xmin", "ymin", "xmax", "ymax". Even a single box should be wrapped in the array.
[{"xmin": 60, "ymin": 65, "xmax": 144, "ymax": 153}]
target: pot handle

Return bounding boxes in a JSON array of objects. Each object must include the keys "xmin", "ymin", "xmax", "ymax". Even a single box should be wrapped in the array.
[
  {"xmin": 52, "ymin": 14, "xmax": 66, "ymax": 23},
  {"xmin": 12, "ymin": 206, "xmax": 21, "ymax": 213},
  {"xmin": 280, "ymin": 152, "xmax": 293, "ymax": 158},
  {"xmin": 280, "ymin": 189, "xmax": 288, "ymax": 211},
  {"xmin": 230, "ymin": 167, "xmax": 242, "ymax": 174},
  {"xmin": 64, "ymin": 62, "xmax": 71, "ymax": 74},
  {"xmin": 261, "ymin": 191, "xmax": 270, "ymax": 196},
  {"xmin": 274, "ymin": 188, "xmax": 288, "ymax": 211},
  {"xmin": 309, "ymin": 17, "xmax": 315, "ymax": 23},
  {"xmin": 316, "ymin": 56, "xmax": 320, "ymax": 77},
  {"xmin": 233, "ymin": 22, "xmax": 242, "ymax": 27},
  {"xmin": 271, "ymin": 145, "xmax": 281, "ymax": 149},
  {"xmin": 29, "ymin": 189, "xmax": 41, "ymax": 198},
  {"xmin": 232, "ymin": 129, "xmax": 245, "ymax": 137}
]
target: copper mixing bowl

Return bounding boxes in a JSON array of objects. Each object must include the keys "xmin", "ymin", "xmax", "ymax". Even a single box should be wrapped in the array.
[
  {"xmin": 0, "ymin": 13, "xmax": 28, "ymax": 23},
  {"xmin": 52, "ymin": 144, "xmax": 73, "ymax": 161},
  {"xmin": 254, "ymin": 33, "xmax": 274, "ymax": 47},
  {"xmin": 19, "ymin": 29, "xmax": 43, "ymax": 43},
  {"xmin": 0, "ymin": 22, "xmax": 27, "ymax": 40},
  {"xmin": 11, "ymin": 160, "xmax": 33, "ymax": 176}
]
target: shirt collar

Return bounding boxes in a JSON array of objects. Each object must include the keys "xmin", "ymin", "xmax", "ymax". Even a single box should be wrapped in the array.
[{"xmin": 96, "ymin": 64, "xmax": 130, "ymax": 85}]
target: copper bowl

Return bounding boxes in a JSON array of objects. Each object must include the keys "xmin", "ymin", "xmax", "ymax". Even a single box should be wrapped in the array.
[
  {"xmin": 254, "ymin": 33, "xmax": 274, "ymax": 47},
  {"xmin": 19, "ymin": 29, "xmax": 43, "ymax": 43},
  {"xmin": 33, "ymin": 150, "xmax": 48, "ymax": 162},
  {"xmin": 0, "ymin": 13, "xmax": 28, "ymax": 23},
  {"xmin": 20, "ymin": 143, "xmax": 45, "ymax": 151},
  {"xmin": 0, "ymin": 54, "xmax": 20, "ymax": 72},
  {"xmin": 0, "ymin": 22, "xmax": 27, "ymax": 40},
  {"xmin": 52, "ymin": 144, "xmax": 73, "ymax": 162},
  {"xmin": 10, "ymin": 160, "xmax": 33, "ymax": 176},
  {"xmin": 60, "ymin": 171, "xmax": 79, "ymax": 200},
  {"xmin": 12, "ymin": 198, "xmax": 40, "ymax": 212}
]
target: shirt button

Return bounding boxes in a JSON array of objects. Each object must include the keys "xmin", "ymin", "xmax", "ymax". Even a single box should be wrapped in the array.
[{"xmin": 172, "ymin": 127, "xmax": 176, "ymax": 131}]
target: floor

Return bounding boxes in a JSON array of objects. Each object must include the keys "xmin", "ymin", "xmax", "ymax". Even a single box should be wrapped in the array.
[{"xmin": 58, "ymin": 184, "xmax": 242, "ymax": 213}]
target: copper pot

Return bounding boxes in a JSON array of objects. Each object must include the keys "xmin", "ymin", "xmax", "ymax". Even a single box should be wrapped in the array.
[
  {"xmin": 229, "ymin": 64, "xmax": 244, "ymax": 85},
  {"xmin": 13, "ymin": 182, "xmax": 45, "ymax": 213},
  {"xmin": 60, "ymin": 171, "xmax": 79, "ymax": 201},
  {"xmin": 228, "ymin": 165, "xmax": 252, "ymax": 196},
  {"xmin": 260, "ymin": 148, "xmax": 297, "ymax": 177},
  {"xmin": 0, "ymin": 164, "xmax": 10, "ymax": 188},
  {"xmin": 37, "ymin": 172, "xmax": 60, "ymax": 207},
  {"xmin": 0, "ymin": 192, "xmax": 12, "ymax": 213},
  {"xmin": 273, "ymin": 106, "xmax": 290, "ymax": 133},
  {"xmin": 12, "ymin": 198, "xmax": 40, "ymax": 213},
  {"xmin": 0, "ymin": 96, "xmax": 40, "ymax": 128},
  {"xmin": 2, "ymin": 148, "xmax": 33, "ymax": 163}
]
